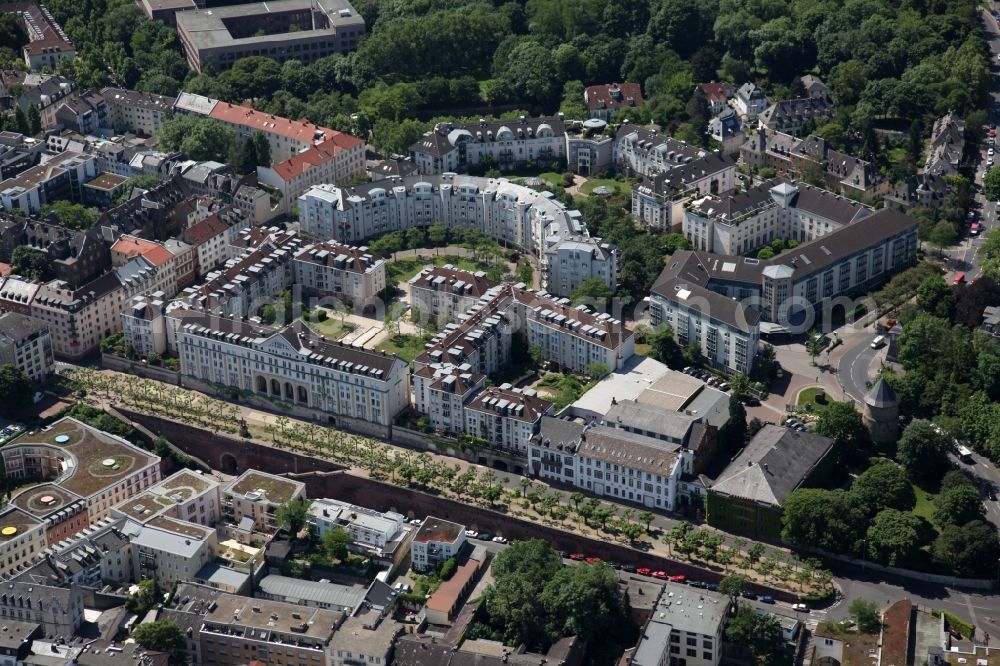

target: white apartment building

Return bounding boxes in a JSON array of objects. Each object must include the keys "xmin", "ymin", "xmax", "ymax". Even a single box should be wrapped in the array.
[
  {"xmin": 541, "ymin": 236, "xmax": 618, "ymax": 303},
  {"xmin": 307, "ymin": 498, "xmax": 406, "ymax": 553},
  {"xmin": 0, "ymin": 150, "xmax": 98, "ymax": 215},
  {"xmin": 409, "ymin": 116, "xmax": 566, "ymax": 175},
  {"xmin": 519, "ymin": 290, "xmax": 634, "ymax": 375},
  {"xmin": 527, "ymin": 420, "xmax": 691, "ymax": 512},
  {"xmin": 222, "ymin": 470, "xmax": 306, "ymax": 534},
  {"xmin": 413, "ymin": 363, "xmax": 485, "ymax": 434},
  {"xmin": 0, "ymin": 312, "xmax": 54, "ymax": 381},
  {"xmin": 614, "ymin": 125, "xmax": 706, "ymax": 178},
  {"xmin": 632, "ymin": 583, "xmax": 729, "ymax": 666},
  {"xmin": 464, "ymin": 384, "xmax": 552, "ymax": 456},
  {"xmin": 182, "ymin": 210, "xmax": 249, "ymax": 276},
  {"xmin": 411, "ymin": 517, "xmax": 466, "ymax": 573},
  {"xmin": 408, "ymin": 265, "xmax": 497, "ymax": 326},
  {"xmin": 177, "ymin": 315, "xmax": 411, "ymax": 435},
  {"xmin": 257, "ymin": 135, "xmax": 367, "ymax": 215},
  {"xmin": 100, "ymin": 87, "xmax": 175, "ymax": 138},
  {"xmin": 130, "ymin": 516, "xmax": 218, "ymax": 587},
  {"xmin": 293, "ymin": 241, "xmax": 386, "ymax": 304},
  {"xmin": 114, "ymin": 468, "xmax": 222, "ymax": 529},
  {"xmin": 683, "ymin": 181, "xmax": 871, "ymax": 255},
  {"xmin": 298, "ymin": 174, "xmax": 616, "ymax": 298},
  {"xmin": 0, "ymin": 507, "xmax": 47, "ymax": 579},
  {"xmin": 632, "ymin": 153, "xmax": 737, "ymax": 232},
  {"xmin": 29, "ymin": 273, "xmax": 124, "ymax": 359},
  {"xmin": 121, "ymin": 293, "xmax": 170, "ymax": 357},
  {"xmin": 0, "ymin": 582, "xmax": 83, "ymax": 639}
]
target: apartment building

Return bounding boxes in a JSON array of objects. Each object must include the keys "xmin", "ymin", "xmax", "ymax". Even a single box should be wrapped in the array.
[
  {"xmin": 683, "ymin": 180, "xmax": 871, "ymax": 255},
  {"xmin": 307, "ymin": 498, "xmax": 407, "ymax": 554},
  {"xmin": 564, "ymin": 118, "xmax": 615, "ymax": 175},
  {"xmin": 413, "ymin": 363, "xmax": 486, "ymax": 434},
  {"xmin": 409, "ymin": 116, "xmax": 566, "ymax": 175},
  {"xmin": 758, "ymin": 96, "xmax": 836, "ymax": 136},
  {"xmin": 177, "ymin": 315, "xmax": 411, "ymax": 435},
  {"xmin": 52, "ymin": 90, "xmax": 109, "ymax": 135},
  {"xmin": 298, "ymin": 174, "xmax": 615, "ymax": 298},
  {"xmin": 614, "ymin": 125, "xmax": 707, "ymax": 178},
  {"xmin": 631, "ymin": 153, "xmax": 737, "ymax": 232},
  {"xmin": 708, "ymin": 108, "xmax": 744, "ymax": 155},
  {"xmin": 293, "ymin": 240, "xmax": 386, "ymax": 303},
  {"xmin": 180, "ymin": 207, "xmax": 252, "ymax": 277},
  {"xmin": 464, "ymin": 384, "xmax": 552, "ymax": 455},
  {"xmin": 740, "ymin": 129, "xmax": 886, "ymax": 200},
  {"xmin": 175, "ymin": 0, "xmax": 365, "ymax": 73},
  {"xmin": 100, "ymin": 87, "xmax": 176, "ymax": 138},
  {"xmin": 733, "ymin": 83, "xmax": 768, "ymax": 119},
  {"xmin": 17, "ymin": 3, "xmax": 76, "ymax": 70},
  {"xmin": 199, "ymin": 594, "xmax": 343, "ymax": 666},
  {"xmin": 0, "ymin": 219, "xmax": 109, "ymax": 287},
  {"xmin": 0, "ymin": 312, "xmax": 53, "ymax": 381},
  {"xmin": 0, "ymin": 276, "xmax": 39, "ymax": 316},
  {"xmin": 0, "ymin": 507, "xmax": 47, "ymax": 580},
  {"xmin": 29, "ymin": 272, "xmax": 125, "ymax": 359},
  {"xmin": 631, "ymin": 583, "xmax": 729, "ymax": 666},
  {"xmin": 542, "ymin": 235, "xmax": 618, "ymax": 298},
  {"xmin": 120, "ymin": 292, "xmax": 172, "ymax": 357},
  {"xmin": 411, "ymin": 517, "xmax": 466, "ymax": 573},
  {"xmin": 0, "ymin": 150, "xmax": 97, "ymax": 215},
  {"xmin": 584, "ymin": 83, "xmax": 643, "ymax": 121},
  {"xmin": 0, "ymin": 581, "xmax": 83, "ymax": 639},
  {"xmin": 18, "ymin": 517, "xmax": 132, "ymax": 588},
  {"xmin": 885, "ymin": 173, "xmax": 952, "ymax": 211},
  {"xmin": 651, "ymin": 206, "xmax": 918, "ymax": 369},
  {"xmin": 130, "ymin": 516, "xmax": 218, "ymax": 587},
  {"xmin": 113, "ymin": 468, "xmax": 222, "ymax": 529},
  {"xmin": 221, "ymin": 470, "xmax": 306, "ymax": 535},
  {"xmin": 175, "ymin": 92, "xmax": 365, "ymax": 167},
  {"xmin": 408, "ymin": 265, "xmax": 497, "ymax": 327},
  {"xmin": 925, "ymin": 111, "xmax": 965, "ymax": 177},
  {"xmin": 527, "ymin": 418, "xmax": 692, "ymax": 512},
  {"xmin": 257, "ymin": 134, "xmax": 367, "ymax": 214}
]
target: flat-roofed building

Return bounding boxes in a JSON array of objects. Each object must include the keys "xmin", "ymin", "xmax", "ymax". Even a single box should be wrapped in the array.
[
  {"xmin": 128, "ymin": 516, "xmax": 218, "ymax": 587},
  {"xmin": 0, "ymin": 150, "xmax": 97, "ymax": 215},
  {"xmin": 411, "ymin": 516, "xmax": 465, "ymax": 573},
  {"xmin": 100, "ymin": 87, "xmax": 176, "ymax": 138},
  {"xmin": 222, "ymin": 470, "xmax": 305, "ymax": 534},
  {"xmin": 199, "ymin": 594, "xmax": 343, "ymax": 666},
  {"xmin": 307, "ymin": 498, "xmax": 407, "ymax": 556},
  {"xmin": 175, "ymin": 0, "xmax": 365, "ymax": 73},
  {"xmin": 256, "ymin": 575, "xmax": 366, "ymax": 612},
  {"xmin": 632, "ymin": 582, "xmax": 729, "ymax": 666}
]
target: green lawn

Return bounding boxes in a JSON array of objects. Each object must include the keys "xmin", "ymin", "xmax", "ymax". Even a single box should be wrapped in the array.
[
  {"xmin": 536, "ymin": 373, "xmax": 597, "ymax": 410},
  {"xmin": 377, "ymin": 333, "xmax": 433, "ymax": 362},
  {"xmin": 635, "ymin": 343, "xmax": 651, "ymax": 356},
  {"xmin": 432, "ymin": 254, "xmax": 481, "ymax": 272},
  {"xmin": 386, "ymin": 258, "xmax": 426, "ymax": 285},
  {"xmin": 579, "ymin": 178, "xmax": 631, "ymax": 197},
  {"xmin": 911, "ymin": 481, "xmax": 940, "ymax": 532},
  {"xmin": 538, "ymin": 172, "xmax": 564, "ymax": 188},
  {"xmin": 306, "ymin": 316, "xmax": 354, "ymax": 341},
  {"xmin": 797, "ymin": 387, "xmax": 832, "ymax": 414}
]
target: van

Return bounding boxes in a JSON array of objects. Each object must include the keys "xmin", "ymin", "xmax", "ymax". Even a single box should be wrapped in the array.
[{"xmin": 870, "ymin": 335, "xmax": 885, "ymax": 349}]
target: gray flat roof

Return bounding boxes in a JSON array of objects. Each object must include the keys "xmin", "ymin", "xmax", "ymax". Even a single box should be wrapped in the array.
[
  {"xmin": 258, "ymin": 575, "xmax": 366, "ymax": 612},
  {"xmin": 653, "ymin": 581, "xmax": 728, "ymax": 636}
]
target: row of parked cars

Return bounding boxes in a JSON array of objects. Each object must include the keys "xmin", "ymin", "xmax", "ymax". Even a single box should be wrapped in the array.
[
  {"xmin": 464, "ymin": 529, "xmax": 508, "ymax": 543},
  {"xmin": 682, "ymin": 366, "xmax": 731, "ymax": 392},
  {"xmin": 784, "ymin": 417, "xmax": 812, "ymax": 433}
]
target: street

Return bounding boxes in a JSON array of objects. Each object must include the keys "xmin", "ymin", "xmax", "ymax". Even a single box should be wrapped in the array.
[{"xmin": 837, "ymin": 334, "xmax": 880, "ymax": 403}]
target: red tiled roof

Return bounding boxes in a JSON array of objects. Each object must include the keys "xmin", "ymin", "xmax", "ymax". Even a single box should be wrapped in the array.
[
  {"xmin": 881, "ymin": 599, "xmax": 912, "ymax": 666},
  {"xmin": 111, "ymin": 235, "xmax": 173, "ymax": 267},
  {"xmin": 0, "ymin": 263, "xmax": 11, "ymax": 278},
  {"xmin": 209, "ymin": 102, "xmax": 338, "ymax": 144},
  {"xmin": 425, "ymin": 558, "xmax": 480, "ymax": 614},
  {"xmin": 270, "ymin": 135, "xmax": 364, "ymax": 182},
  {"xmin": 183, "ymin": 213, "xmax": 228, "ymax": 246},
  {"xmin": 585, "ymin": 82, "xmax": 644, "ymax": 111},
  {"xmin": 701, "ymin": 82, "xmax": 731, "ymax": 103}
]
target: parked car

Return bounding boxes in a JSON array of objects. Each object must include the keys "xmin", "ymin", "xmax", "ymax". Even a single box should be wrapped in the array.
[
  {"xmin": 409, "ymin": 519, "xmax": 422, "ymax": 525},
  {"xmin": 706, "ymin": 583, "xmax": 719, "ymax": 591},
  {"xmin": 792, "ymin": 603, "xmax": 810, "ymax": 612},
  {"xmin": 637, "ymin": 567, "xmax": 652, "ymax": 576},
  {"xmin": 465, "ymin": 530, "xmax": 479, "ymax": 538},
  {"xmin": 585, "ymin": 556, "xmax": 602, "ymax": 564},
  {"xmin": 758, "ymin": 595, "xmax": 775, "ymax": 604},
  {"xmin": 621, "ymin": 564, "xmax": 637, "ymax": 573},
  {"xmin": 651, "ymin": 570, "xmax": 668, "ymax": 579},
  {"xmin": 743, "ymin": 398, "xmax": 760, "ymax": 406},
  {"xmin": 683, "ymin": 366, "xmax": 693, "ymax": 373},
  {"xmin": 719, "ymin": 382, "xmax": 731, "ymax": 392},
  {"xmin": 688, "ymin": 581, "xmax": 708, "ymax": 589},
  {"xmin": 569, "ymin": 553, "xmax": 586, "ymax": 561},
  {"xmin": 741, "ymin": 592, "xmax": 758, "ymax": 600},
  {"xmin": 668, "ymin": 575, "xmax": 687, "ymax": 583},
  {"xmin": 492, "ymin": 536, "xmax": 508, "ymax": 544}
]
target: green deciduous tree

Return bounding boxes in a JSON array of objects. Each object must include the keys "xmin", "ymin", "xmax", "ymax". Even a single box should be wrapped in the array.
[
  {"xmin": 0, "ymin": 365, "xmax": 33, "ymax": 419},
  {"xmin": 11, "ymin": 245, "xmax": 54, "ymax": 282},
  {"xmin": 782, "ymin": 488, "xmax": 865, "ymax": 555},
  {"xmin": 133, "ymin": 620, "xmax": 187, "ymax": 666},
  {"xmin": 274, "ymin": 497, "xmax": 312, "ymax": 538},
  {"xmin": 848, "ymin": 599, "xmax": 881, "ymax": 633},
  {"xmin": 866, "ymin": 508, "xmax": 932, "ymax": 567},
  {"xmin": 897, "ymin": 419, "xmax": 953, "ymax": 481},
  {"xmin": 814, "ymin": 401, "xmax": 866, "ymax": 455},
  {"xmin": 322, "ymin": 526, "xmax": 352, "ymax": 561},
  {"xmin": 932, "ymin": 519, "xmax": 1000, "ymax": 576},
  {"xmin": 570, "ymin": 277, "xmax": 612, "ymax": 309},
  {"xmin": 725, "ymin": 602, "xmax": 790, "ymax": 666},
  {"xmin": 851, "ymin": 460, "xmax": 915, "ymax": 516},
  {"xmin": 41, "ymin": 200, "xmax": 97, "ymax": 230},
  {"xmin": 934, "ymin": 484, "xmax": 985, "ymax": 527}
]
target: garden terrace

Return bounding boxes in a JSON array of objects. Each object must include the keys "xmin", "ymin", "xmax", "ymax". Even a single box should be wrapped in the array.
[
  {"xmin": 0, "ymin": 508, "xmax": 42, "ymax": 541},
  {"xmin": 227, "ymin": 471, "xmax": 300, "ymax": 504},
  {"xmin": 157, "ymin": 469, "xmax": 214, "ymax": 496},
  {"xmin": 114, "ymin": 491, "xmax": 171, "ymax": 523},
  {"xmin": 147, "ymin": 515, "xmax": 213, "ymax": 539},
  {"xmin": 10, "ymin": 484, "xmax": 83, "ymax": 518},
  {"xmin": 2, "ymin": 417, "xmax": 157, "ymax": 499}
]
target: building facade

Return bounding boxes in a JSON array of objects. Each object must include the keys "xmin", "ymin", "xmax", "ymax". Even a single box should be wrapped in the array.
[
  {"xmin": 0, "ymin": 311, "xmax": 53, "ymax": 381},
  {"xmin": 293, "ymin": 240, "xmax": 386, "ymax": 304}
]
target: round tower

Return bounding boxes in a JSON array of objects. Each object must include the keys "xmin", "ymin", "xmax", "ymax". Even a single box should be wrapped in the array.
[{"xmin": 862, "ymin": 378, "xmax": 898, "ymax": 445}]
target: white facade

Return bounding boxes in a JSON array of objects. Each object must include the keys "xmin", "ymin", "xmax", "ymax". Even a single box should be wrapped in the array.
[
  {"xmin": 101, "ymin": 87, "xmax": 174, "ymax": 138},
  {"xmin": 631, "ymin": 154, "xmax": 737, "ymax": 232},
  {"xmin": 0, "ymin": 312, "xmax": 54, "ymax": 382},
  {"xmin": 410, "ymin": 517, "xmax": 465, "ymax": 573},
  {"xmin": 412, "ymin": 363, "xmax": 485, "ymax": 434},
  {"xmin": 293, "ymin": 241, "xmax": 386, "ymax": 303},
  {"xmin": 613, "ymin": 126, "xmax": 706, "ymax": 178},
  {"xmin": 222, "ymin": 470, "xmax": 307, "ymax": 534},
  {"xmin": 463, "ymin": 385, "xmax": 551, "ymax": 456},
  {"xmin": 307, "ymin": 498, "xmax": 405, "ymax": 552},
  {"xmin": 131, "ymin": 518, "xmax": 218, "ymax": 587},
  {"xmin": 542, "ymin": 236, "xmax": 617, "ymax": 297},
  {"xmin": 30, "ymin": 274, "xmax": 124, "ymax": 359},
  {"xmin": 522, "ymin": 296, "xmax": 634, "ymax": 374},
  {"xmin": 298, "ymin": 175, "xmax": 615, "ymax": 298},
  {"xmin": 408, "ymin": 265, "xmax": 496, "ymax": 325}
]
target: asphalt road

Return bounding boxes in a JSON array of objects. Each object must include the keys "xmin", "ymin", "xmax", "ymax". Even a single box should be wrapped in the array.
[{"xmin": 837, "ymin": 334, "xmax": 880, "ymax": 403}]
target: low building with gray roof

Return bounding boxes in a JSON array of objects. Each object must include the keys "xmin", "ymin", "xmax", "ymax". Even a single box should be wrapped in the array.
[
  {"xmin": 633, "ymin": 581, "xmax": 730, "ymax": 666},
  {"xmin": 706, "ymin": 425, "xmax": 836, "ymax": 538},
  {"xmin": 257, "ymin": 575, "xmax": 368, "ymax": 613}
]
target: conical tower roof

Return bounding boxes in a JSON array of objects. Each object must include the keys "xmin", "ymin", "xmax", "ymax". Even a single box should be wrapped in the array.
[{"xmin": 864, "ymin": 377, "xmax": 897, "ymax": 408}]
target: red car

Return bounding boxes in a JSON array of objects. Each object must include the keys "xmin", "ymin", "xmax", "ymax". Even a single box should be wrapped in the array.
[
  {"xmin": 668, "ymin": 575, "xmax": 687, "ymax": 583},
  {"xmin": 586, "ymin": 556, "xmax": 603, "ymax": 564},
  {"xmin": 569, "ymin": 553, "xmax": 586, "ymax": 561},
  {"xmin": 637, "ymin": 567, "xmax": 652, "ymax": 576},
  {"xmin": 651, "ymin": 571, "xmax": 668, "ymax": 579}
]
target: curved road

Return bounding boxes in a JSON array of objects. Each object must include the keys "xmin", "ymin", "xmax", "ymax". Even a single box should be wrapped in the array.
[{"xmin": 837, "ymin": 333, "xmax": 879, "ymax": 402}]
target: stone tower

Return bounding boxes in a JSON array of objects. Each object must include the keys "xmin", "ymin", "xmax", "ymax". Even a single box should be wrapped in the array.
[{"xmin": 862, "ymin": 378, "xmax": 898, "ymax": 445}]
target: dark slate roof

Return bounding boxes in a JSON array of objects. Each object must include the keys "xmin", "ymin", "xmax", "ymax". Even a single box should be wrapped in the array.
[
  {"xmin": 864, "ymin": 378, "xmax": 897, "ymax": 408},
  {"xmin": 710, "ymin": 425, "xmax": 835, "ymax": 505},
  {"xmin": 536, "ymin": 415, "xmax": 587, "ymax": 449},
  {"xmin": 645, "ymin": 153, "xmax": 735, "ymax": 196}
]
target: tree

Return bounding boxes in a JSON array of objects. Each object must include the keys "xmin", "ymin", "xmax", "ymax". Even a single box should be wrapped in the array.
[
  {"xmin": 133, "ymin": 620, "xmax": 187, "ymax": 666},
  {"xmin": 725, "ymin": 602, "xmax": 790, "ymax": 666},
  {"xmin": 322, "ymin": 526, "xmax": 352, "ymax": 561},
  {"xmin": 867, "ymin": 508, "xmax": 932, "ymax": 567},
  {"xmin": 985, "ymin": 168, "xmax": 1000, "ymax": 202},
  {"xmin": 158, "ymin": 115, "xmax": 237, "ymax": 163},
  {"xmin": 932, "ymin": 520, "xmax": 1000, "ymax": 576},
  {"xmin": 12, "ymin": 105, "xmax": 27, "ymax": 135},
  {"xmin": 570, "ymin": 277, "xmax": 612, "ymax": 309},
  {"xmin": 516, "ymin": 263, "xmax": 534, "ymax": 285},
  {"xmin": 41, "ymin": 200, "xmax": 97, "ymax": 230},
  {"xmin": 757, "ymin": 246, "xmax": 775, "ymax": 260},
  {"xmin": 806, "ymin": 330, "xmax": 825, "ymax": 366},
  {"xmin": 539, "ymin": 560, "xmax": 625, "ymax": 644},
  {"xmin": 648, "ymin": 325, "xmax": 683, "ymax": 367},
  {"xmin": 847, "ymin": 599, "xmax": 881, "ymax": 633},
  {"xmin": 814, "ymin": 401, "xmax": 865, "ymax": 454},
  {"xmin": 428, "ymin": 223, "xmax": 448, "ymax": 248},
  {"xmin": 274, "ymin": 498, "xmax": 311, "ymax": 538},
  {"xmin": 253, "ymin": 131, "xmax": 271, "ymax": 167},
  {"xmin": 638, "ymin": 511, "xmax": 654, "ymax": 532},
  {"xmin": 851, "ymin": 460, "xmax": 915, "ymax": 515},
  {"xmin": 916, "ymin": 275, "xmax": 956, "ymax": 319},
  {"xmin": 11, "ymin": 245, "xmax": 54, "ymax": 282},
  {"xmin": 0, "ymin": 365, "xmax": 33, "ymax": 419},
  {"xmin": 782, "ymin": 489, "xmax": 865, "ymax": 555},
  {"xmin": 934, "ymin": 485, "xmax": 985, "ymax": 527},
  {"xmin": 718, "ymin": 573, "xmax": 748, "ymax": 603},
  {"xmin": 26, "ymin": 102, "xmax": 41, "ymax": 135},
  {"xmin": 586, "ymin": 361, "xmax": 610, "ymax": 379},
  {"xmin": 897, "ymin": 420, "xmax": 953, "ymax": 481}
]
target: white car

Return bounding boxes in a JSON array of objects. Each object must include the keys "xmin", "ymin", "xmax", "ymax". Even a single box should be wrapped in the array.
[
  {"xmin": 492, "ymin": 536, "xmax": 508, "ymax": 544},
  {"xmin": 465, "ymin": 530, "xmax": 479, "ymax": 538},
  {"xmin": 792, "ymin": 603, "xmax": 810, "ymax": 612},
  {"xmin": 989, "ymin": 148, "xmax": 995, "ymax": 156},
  {"xmin": 409, "ymin": 519, "xmax": 422, "ymax": 525}
]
